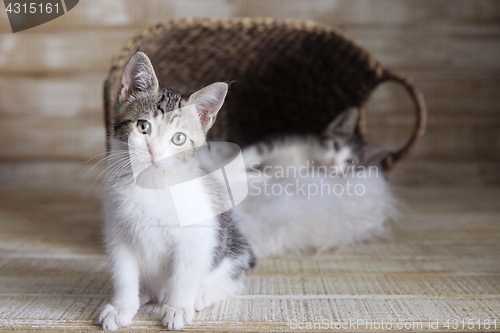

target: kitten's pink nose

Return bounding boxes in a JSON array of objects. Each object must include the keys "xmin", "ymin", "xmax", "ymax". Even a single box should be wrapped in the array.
[
  {"xmin": 330, "ymin": 160, "xmax": 337, "ymax": 167},
  {"xmin": 149, "ymin": 150, "xmax": 159, "ymax": 162}
]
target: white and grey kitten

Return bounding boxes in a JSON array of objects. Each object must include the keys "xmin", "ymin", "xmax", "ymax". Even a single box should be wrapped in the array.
[
  {"xmin": 243, "ymin": 108, "xmax": 379, "ymax": 175},
  {"xmin": 99, "ymin": 52, "xmax": 255, "ymax": 331},
  {"xmin": 236, "ymin": 108, "xmax": 397, "ymax": 258}
]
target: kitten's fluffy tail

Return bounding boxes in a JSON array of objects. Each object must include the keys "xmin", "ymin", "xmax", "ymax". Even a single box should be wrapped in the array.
[{"xmin": 234, "ymin": 170, "xmax": 399, "ymax": 258}]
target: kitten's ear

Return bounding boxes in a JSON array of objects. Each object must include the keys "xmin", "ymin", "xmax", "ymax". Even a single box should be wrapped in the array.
[
  {"xmin": 119, "ymin": 51, "xmax": 159, "ymax": 103},
  {"xmin": 362, "ymin": 145, "xmax": 389, "ymax": 167},
  {"xmin": 188, "ymin": 82, "xmax": 228, "ymax": 133},
  {"xmin": 325, "ymin": 107, "xmax": 359, "ymax": 136}
]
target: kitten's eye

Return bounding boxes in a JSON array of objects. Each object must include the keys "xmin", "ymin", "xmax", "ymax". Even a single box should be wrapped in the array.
[
  {"xmin": 137, "ymin": 120, "xmax": 151, "ymax": 135},
  {"xmin": 346, "ymin": 159, "xmax": 355, "ymax": 165},
  {"xmin": 171, "ymin": 132, "xmax": 187, "ymax": 146},
  {"xmin": 333, "ymin": 141, "xmax": 340, "ymax": 151}
]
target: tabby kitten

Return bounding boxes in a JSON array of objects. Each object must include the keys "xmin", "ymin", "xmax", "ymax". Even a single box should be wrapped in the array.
[{"xmin": 99, "ymin": 52, "xmax": 254, "ymax": 331}]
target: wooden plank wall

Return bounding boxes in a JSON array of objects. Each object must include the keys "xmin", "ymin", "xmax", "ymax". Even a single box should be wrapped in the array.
[{"xmin": 0, "ymin": 0, "xmax": 499, "ymax": 188}]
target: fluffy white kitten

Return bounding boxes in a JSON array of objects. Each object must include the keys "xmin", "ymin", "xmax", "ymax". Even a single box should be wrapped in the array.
[{"xmin": 235, "ymin": 108, "xmax": 398, "ymax": 258}]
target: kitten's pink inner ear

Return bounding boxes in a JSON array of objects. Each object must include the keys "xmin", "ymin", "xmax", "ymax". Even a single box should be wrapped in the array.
[
  {"xmin": 326, "ymin": 107, "xmax": 359, "ymax": 135},
  {"xmin": 363, "ymin": 145, "xmax": 389, "ymax": 166},
  {"xmin": 119, "ymin": 52, "xmax": 159, "ymax": 102},
  {"xmin": 188, "ymin": 82, "xmax": 228, "ymax": 132}
]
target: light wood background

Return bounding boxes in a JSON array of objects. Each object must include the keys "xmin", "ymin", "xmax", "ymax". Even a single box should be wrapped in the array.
[{"xmin": 0, "ymin": 0, "xmax": 499, "ymax": 188}]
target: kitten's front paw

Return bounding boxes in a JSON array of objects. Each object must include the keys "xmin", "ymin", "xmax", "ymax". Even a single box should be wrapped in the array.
[
  {"xmin": 161, "ymin": 305, "xmax": 194, "ymax": 330},
  {"xmin": 195, "ymin": 288, "xmax": 227, "ymax": 311},
  {"xmin": 99, "ymin": 303, "xmax": 135, "ymax": 331},
  {"xmin": 194, "ymin": 289, "xmax": 212, "ymax": 311}
]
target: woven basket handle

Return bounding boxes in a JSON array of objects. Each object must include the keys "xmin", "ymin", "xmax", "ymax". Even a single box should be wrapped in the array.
[{"xmin": 375, "ymin": 68, "xmax": 427, "ymax": 171}]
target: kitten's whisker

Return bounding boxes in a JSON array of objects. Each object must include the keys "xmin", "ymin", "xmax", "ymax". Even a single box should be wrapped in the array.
[
  {"xmin": 102, "ymin": 158, "xmax": 131, "ymax": 185},
  {"xmin": 85, "ymin": 150, "xmax": 129, "ymax": 164},
  {"xmin": 89, "ymin": 156, "xmax": 132, "ymax": 190},
  {"xmin": 85, "ymin": 152, "xmax": 131, "ymax": 176},
  {"xmin": 102, "ymin": 156, "xmax": 138, "ymax": 188},
  {"xmin": 84, "ymin": 152, "xmax": 109, "ymax": 164},
  {"xmin": 109, "ymin": 160, "xmax": 135, "ymax": 186},
  {"xmin": 107, "ymin": 159, "xmax": 132, "ymax": 183}
]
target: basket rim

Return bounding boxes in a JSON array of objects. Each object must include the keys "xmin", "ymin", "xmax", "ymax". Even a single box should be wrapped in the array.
[{"xmin": 110, "ymin": 17, "xmax": 383, "ymax": 75}]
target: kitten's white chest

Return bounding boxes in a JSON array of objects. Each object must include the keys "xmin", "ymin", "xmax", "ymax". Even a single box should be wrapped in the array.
[
  {"xmin": 112, "ymin": 184, "xmax": 216, "ymax": 279},
  {"xmin": 130, "ymin": 187, "xmax": 178, "ymax": 223},
  {"xmin": 112, "ymin": 181, "xmax": 218, "ymax": 249}
]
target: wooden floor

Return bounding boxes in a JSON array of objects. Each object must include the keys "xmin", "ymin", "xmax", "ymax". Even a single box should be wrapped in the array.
[{"xmin": 0, "ymin": 186, "xmax": 499, "ymax": 332}]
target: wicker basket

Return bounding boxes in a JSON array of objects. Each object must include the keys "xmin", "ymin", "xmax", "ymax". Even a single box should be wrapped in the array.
[{"xmin": 105, "ymin": 18, "xmax": 427, "ymax": 170}]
